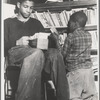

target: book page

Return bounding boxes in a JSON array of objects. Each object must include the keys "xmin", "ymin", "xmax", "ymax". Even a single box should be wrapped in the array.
[
  {"xmin": 37, "ymin": 32, "xmax": 50, "ymax": 49},
  {"xmin": 37, "ymin": 38, "xmax": 49, "ymax": 50},
  {"xmin": 29, "ymin": 32, "xmax": 51, "ymax": 49}
]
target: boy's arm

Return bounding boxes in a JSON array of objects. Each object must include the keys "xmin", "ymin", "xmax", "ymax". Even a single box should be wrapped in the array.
[
  {"xmin": 62, "ymin": 37, "xmax": 69, "ymax": 58},
  {"xmin": 50, "ymin": 27, "xmax": 72, "ymax": 59},
  {"xmin": 62, "ymin": 33, "xmax": 73, "ymax": 58},
  {"xmin": 50, "ymin": 27, "xmax": 62, "ymax": 52}
]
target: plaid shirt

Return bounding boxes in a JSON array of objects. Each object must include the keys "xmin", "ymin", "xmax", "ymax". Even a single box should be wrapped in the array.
[{"xmin": 63, "ymin": 28, "xmax": 92, "ymax": 71}]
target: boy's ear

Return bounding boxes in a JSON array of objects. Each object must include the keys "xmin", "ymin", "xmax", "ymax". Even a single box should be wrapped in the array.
[
  {"xmin": 17, "ymin": 2, "xmax": 21, "ymax": 9},
  {"xmin": 71, "ymin": 21, "xmax": 79, "ymax": 32}
]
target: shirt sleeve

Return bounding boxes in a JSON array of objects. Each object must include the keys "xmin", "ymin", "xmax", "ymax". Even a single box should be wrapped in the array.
[{"xmin": 62, "ymin": 33, "xmax": 73, "ymax": 58}]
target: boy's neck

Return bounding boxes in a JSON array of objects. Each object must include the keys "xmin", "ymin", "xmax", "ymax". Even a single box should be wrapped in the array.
[
  {"xmin": 73, "ymin": 27, "xmax": 84, "ymax": 32},
  {"xmin": 17, "ymin": 14, "xmax": 30, "ymax": 23}
]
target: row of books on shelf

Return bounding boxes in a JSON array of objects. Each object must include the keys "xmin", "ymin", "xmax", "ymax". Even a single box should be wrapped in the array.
[
  {"xmin": 91, "ymin": 55, "xmax": 98, "ymax": 77},
  {"xmin": 89, "ymin": 31, "xmax": 98, "ymax": 50},
  {"xmin": 31, "ymin": 7, "xmax": 97, "ymax": 28}
]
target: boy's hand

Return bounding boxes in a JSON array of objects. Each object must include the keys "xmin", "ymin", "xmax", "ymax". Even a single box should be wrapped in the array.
[
  {"xmin": 16, "ymin": 36, "xmax": 29, "ymax": 45},
  {"xmin": 50, "ymin": 27, "xmax": 59, "ymax": 40}
]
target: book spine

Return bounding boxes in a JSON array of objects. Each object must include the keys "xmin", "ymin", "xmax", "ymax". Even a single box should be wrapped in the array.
[
  {"xmin": 43, "ymin": 12, "xmax": 52, "ymax": 26},
  {"xmin": 49, "ymin": 13, "xmax": 59, "ymax": 27},
  {"xmin": 62, "ymin": 10, "xmax": 68, "ymax": 26},
  {"xmin": 47, "ymin": 11, "xmax": 56, "ymax": 27},
  {"xmin": 56, "ymin": 13, "xmax": 63, "ymax": 26}
]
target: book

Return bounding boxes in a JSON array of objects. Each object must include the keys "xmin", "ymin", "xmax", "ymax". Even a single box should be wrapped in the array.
[
  {"xmin": 51, "ymin": 13, "xmax": 60, "ymax": 27},
  {"xmin": 62, "ymin": 10, "xmax": 69, "ymax": 26},
  {"xmin": 56, "ymin": 13, "xmax": 63, "ymax": 26},
  {"xmin": 43, "ymin": 12, "xmax": 55, "ymax": 27},
  {"xmin": 59, "ymin": 12, "xmax": 67, "ymax": 26},
  {"xmin": 34, "ymin": 11, "xmax": 50, "ymax": 28},
  {"xmin": 47, "ymin": 11, "xmax": 56, "ymax": 26},
  {"xmin": 89, "ymin": 31, "xmax": 98, "ymax": 49},
  {"xmin": 37, "ymin": 38, "xmax": 49, "ymax": 50},
  {"xmin": 29, "ymin": 32, "xmax": 51, "ymax": 50}
]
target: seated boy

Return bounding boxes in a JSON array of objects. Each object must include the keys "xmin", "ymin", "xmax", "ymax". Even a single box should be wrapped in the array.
[{"xmin": 4, "ymin": 0, "xmax": 69, "ymax": 100}]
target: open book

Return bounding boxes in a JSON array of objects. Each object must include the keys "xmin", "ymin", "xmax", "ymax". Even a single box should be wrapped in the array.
[{"xmin": 29, "ymin": 32, "xmax": 51, "ymax": 50}]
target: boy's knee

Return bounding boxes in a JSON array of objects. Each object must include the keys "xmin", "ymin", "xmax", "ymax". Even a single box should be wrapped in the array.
[
  {"xmin": 24, "ymin": 49, "xmax": 44, "ymax": 62},
  {"xmin": 33, "ymin": 49, "xmax": 44, "ymax": 57}
]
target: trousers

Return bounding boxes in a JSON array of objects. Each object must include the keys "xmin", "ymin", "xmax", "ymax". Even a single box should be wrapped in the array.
[
  {"xmin": 8, "ymin": 46, "xmax": 69, "ymax": 100},
  {"xmin": 66, "ymin": 68, "xmax": 98, "ymax": 100},
  {"xmin": 44, "ymin": 48, "xmax": 69, "ymax": 100}
]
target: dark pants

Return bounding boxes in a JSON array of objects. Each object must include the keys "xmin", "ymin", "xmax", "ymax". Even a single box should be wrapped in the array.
[{"xmin": 44, "ymin": 48, "xmax": 69, "ymax": 100}]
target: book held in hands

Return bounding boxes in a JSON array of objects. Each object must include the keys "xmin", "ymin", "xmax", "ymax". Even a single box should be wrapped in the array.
[{"xmin": 29, "ymin": 32, "xmax": 51, "ymax": 50}]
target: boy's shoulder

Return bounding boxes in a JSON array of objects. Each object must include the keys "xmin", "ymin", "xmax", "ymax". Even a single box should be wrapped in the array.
[
  {"xmin": 68, "ymin": 28, "xmax": 89, "ymax": 38},
  {"xmin": 4, "ymin": 17, "xmax": 16, "ymax": 24},
  {"xmin": 74, "ymin": 28, "xmax": 89, "ymax": 35},
  {"xmin": 4, "ymin": 17, "xmax": 13, "ymax": 21},
  {"xmin": 73, "ymin": 28, "xmax": 91, "ymax": 39}
]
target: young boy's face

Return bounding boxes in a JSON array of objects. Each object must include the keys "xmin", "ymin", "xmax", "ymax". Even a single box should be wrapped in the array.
[{"xmin": 17, "ymin": 0, "xmax": 34, "ymax": 18}]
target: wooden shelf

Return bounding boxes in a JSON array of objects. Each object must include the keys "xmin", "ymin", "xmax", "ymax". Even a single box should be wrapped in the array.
[
  {"xmin": 34, "ymin": 0, "xmax": 97, "ymax": 12},
  {"xmin": 44, "ymin": 25, "xmax": 97, "ymax": 32},
  {"xmin": 84, "ymin": 25, "xmax": 97, "ymax": 31}
]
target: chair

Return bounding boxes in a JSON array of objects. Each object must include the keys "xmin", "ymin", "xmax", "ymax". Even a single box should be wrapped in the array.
[
  {"xmin": 4, "ymin": 57, "xmax": 20, "ymax": 100},
  {"xmin": 4, "ymin": 57, "xmax": 11, "ymax": 100},
  {"xmin": 4, "ymin": 57, "xmax": 56, "ymax": 100}
]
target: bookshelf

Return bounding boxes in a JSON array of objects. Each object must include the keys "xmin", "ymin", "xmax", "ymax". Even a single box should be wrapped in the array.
[
  {"xmin": 33, "ymin": 0, "xmax": 97, "ymax": 12},
  {"xmin": 32, "ymin": 2, "xmax": 98, "ymax": 69},
  {"xmin": 44, "ymin": 25, "xmax": 97, "ymax": 32},
  {"xmin": 31, "ymin": 0, "xmax": 97, "ymax": 32}
]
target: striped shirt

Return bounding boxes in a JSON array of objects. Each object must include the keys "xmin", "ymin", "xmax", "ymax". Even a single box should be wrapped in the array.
[{"xmin": 63, "ymin": 28, "xmax": 92, "ymax": 71}]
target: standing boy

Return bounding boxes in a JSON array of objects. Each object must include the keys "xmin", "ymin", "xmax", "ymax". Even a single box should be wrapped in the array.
[{"xmin": 51, "ymin": 11, "xmax": 98, "ymax": 100}]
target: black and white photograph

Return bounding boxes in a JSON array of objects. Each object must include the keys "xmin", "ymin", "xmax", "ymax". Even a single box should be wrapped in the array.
[{"xmin": 1, "ymin": 0, "xmax": 99, "ymax": 100}]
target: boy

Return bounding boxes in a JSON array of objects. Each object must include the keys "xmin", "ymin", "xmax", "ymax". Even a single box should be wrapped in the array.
[
  {"xmin": 4, "ymin": 0, "xmax": 69, "ymax": 100},
  {"xmin": 51, "ymin": 11, "xmax": 98, "ymax": 100},
  {"xmin": 4, "ymin": 0, "xmax": 45, "ymax": 100}
]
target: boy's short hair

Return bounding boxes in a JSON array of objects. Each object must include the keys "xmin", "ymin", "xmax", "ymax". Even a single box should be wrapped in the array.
[
  {"xmin": 70, "ymin": 11, "xmax": 87, "ymax": 27},
  {"xmin": 15, "ymin": 0, "xmax": 35, "ymax": 13},
  {"xmin": 17, "ymin": 0, "xmax": 46, "ymax": 3},
  {"xmin": 17, "ymin": 0, "xmax": 35, "ymax": 3}
]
